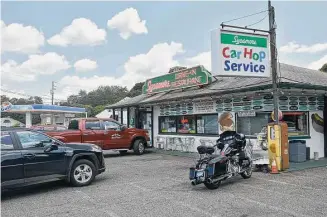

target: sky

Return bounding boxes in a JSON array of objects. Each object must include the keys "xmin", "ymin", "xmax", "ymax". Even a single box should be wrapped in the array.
[{"xmin": 1, "ymin": 1, "xmax": 327, "ymax": 104}]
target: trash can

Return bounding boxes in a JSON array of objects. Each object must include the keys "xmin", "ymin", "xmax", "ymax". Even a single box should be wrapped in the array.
[{"xmin": 289, "ymin": 140, "xmax": 306, "ymax": 163}]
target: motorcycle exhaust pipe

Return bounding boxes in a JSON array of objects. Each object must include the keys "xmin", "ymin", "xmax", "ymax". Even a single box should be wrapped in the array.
[
  {"xmin": 207, "ymin": 178, "xmax": 213, "ymax": 184},
  {"xmin": 207, "ymin": 174, "xmax": 231, "ymax": 184}
]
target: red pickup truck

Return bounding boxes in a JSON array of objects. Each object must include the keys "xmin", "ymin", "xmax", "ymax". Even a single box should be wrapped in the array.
[{"xmin": 45, "ymin": 118, "xmax": 152, "ymax": 155}]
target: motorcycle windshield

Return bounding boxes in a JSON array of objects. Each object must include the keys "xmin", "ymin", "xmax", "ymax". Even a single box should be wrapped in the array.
[{"xmin": 221, "ymin": 144, "xmax": 232, "ymax": 156}]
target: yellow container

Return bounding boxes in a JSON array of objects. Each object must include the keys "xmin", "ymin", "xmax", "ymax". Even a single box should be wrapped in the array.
[{"xmin": 267, "ymin": 122, "xmax": 289, "ymax": 171}]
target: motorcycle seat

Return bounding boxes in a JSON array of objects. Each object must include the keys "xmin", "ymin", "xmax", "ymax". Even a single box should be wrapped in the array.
[{"xmin": 197, "ymin": 145, "xmax": 215, "ymax": 155}]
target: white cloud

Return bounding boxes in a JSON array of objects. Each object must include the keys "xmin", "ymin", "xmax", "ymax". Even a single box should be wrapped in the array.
[
  {"xmin": 55, "ymin": 41, "xmax": 184, "ymax": 98},
  {"xmin": 48, "ymin": 18, "xmax": 106, "ymax": 47},
  {"xmin": 107, "ymin": 7, "xmax": 148, "ymax": 40},
  {"xmin": 307, "ymin": 54, "xmax": 327, "ymax": 70},
  {"xmin": 121, "ymin": 41, "xmax": 184, "ymax": 84},
  {"xmin": 279, "ymin": 41, "xmax": 327, "ymax": 54},
  {"xmin": 184, "ymin": 51, "xmax": 211, "ymax": 71},
  {"xmin": 1, "ymin": 52, "xmax": 71, "ymax": 82},
  {"xmin": 0, "ymin": 20, "xmax": 45, "ymax": 54},
  {"xmin": 74, "ymin": 59, "xmax": 98, "ymax": 72},
  {"xmin": 56, "ymin": 75, "xmax": 120, "ymax": 98}
]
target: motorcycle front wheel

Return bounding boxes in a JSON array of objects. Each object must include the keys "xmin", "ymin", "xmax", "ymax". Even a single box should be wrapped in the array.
[
  {"xmin": 204, "ymin": 180, "xmax": 221, "ymax": 190},
  {"xmin": 240, "ymin": 164, "xmax": 253, "ymax": 179}
]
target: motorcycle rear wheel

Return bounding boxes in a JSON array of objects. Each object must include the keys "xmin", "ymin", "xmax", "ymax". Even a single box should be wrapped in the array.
[{"xmin": 204, "ymin": 180, "xmax": 221, "ymax": 190}]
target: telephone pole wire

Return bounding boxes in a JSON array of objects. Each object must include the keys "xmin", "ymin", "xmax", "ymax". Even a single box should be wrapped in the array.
[
  {"xmin": 268, "ymin": 0, "xmax": 279, "ymax": 123},
  {"xmin": 50, "ymin": 81, "xmax": 56, "ymax": 105}
]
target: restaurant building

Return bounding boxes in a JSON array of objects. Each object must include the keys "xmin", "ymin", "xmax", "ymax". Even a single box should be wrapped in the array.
[{"xmin": 106, "ymin": 64, "xmax": 327, "ymax": 160}]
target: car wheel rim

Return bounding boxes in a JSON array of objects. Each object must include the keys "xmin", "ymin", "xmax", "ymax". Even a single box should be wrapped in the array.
[
  {"xmin": 74, "ymin": 164, "xmax": 93, "ymax": 184},
  {"xmin": 139, "ymin": 142, "xmax": 144, "ymax": 153}
]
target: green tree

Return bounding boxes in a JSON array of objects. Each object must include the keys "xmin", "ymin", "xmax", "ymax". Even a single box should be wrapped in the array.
[
  {"xmin": 128, "ymin": 82, "xmax": 144, "ymax": 97},
  {"xmin": 94, "ymin": 105, "xmax": 106, "ymax": 116},
  {"xmin": 1, "ymin": 95, "xmax": 42, "ymax": 124},
  {"xmin": 320, "ymin": 63, "xmax": 327, "ymax": 72}
]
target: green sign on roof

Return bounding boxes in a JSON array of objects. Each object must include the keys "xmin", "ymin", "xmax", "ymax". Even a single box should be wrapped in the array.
[{"xmin": 142, "ymin": 65, "xmax": 212, "ymax": 94}]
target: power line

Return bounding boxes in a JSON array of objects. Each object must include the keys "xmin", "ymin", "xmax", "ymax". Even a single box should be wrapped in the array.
[
  {"xmin": 221, "ymin": 9, "xmax": 268, "ymax": 25},
  {"xmin": 0, "ymin": 88, "xmax": 66, "ymax": 101},
  {"xmin": 245, "ymin": 13, "xmax": 268, "ymax": 28}
]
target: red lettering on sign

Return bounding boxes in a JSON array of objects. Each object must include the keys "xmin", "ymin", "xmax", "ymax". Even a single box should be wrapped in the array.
[
  {"xmin": 148, "ymin": 80, "xmax": 171, "ymax": 93},
  {"xmin": 222, "ymin": 47, "xmax": 230, "ymax": 58},
  {"xmin": 244, "ymin": 48, "xmax": 253, "ymax": 59}
]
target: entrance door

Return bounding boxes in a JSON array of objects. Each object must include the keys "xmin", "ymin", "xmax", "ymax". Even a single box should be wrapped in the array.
[{"xmin": 139, "ymin": 110, "xmax": 152, "ymax": 146}]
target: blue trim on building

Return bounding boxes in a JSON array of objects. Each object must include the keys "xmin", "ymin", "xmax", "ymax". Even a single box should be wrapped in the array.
[
  {"xmin": 4, "ymin": 104, "xmax": 85, "ymax": 113},
  {"xmin": 31, "ymin": 104, "xmax": 85, "ymax": 113}
]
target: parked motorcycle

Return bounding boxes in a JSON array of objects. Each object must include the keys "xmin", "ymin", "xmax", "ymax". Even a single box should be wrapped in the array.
[{"xmin": 189, "ymin": 131, "xmax": 253, "ymax": 189}]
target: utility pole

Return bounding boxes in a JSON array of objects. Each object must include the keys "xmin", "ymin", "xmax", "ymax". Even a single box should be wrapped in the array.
[
  {"xmin": 268, "ymin": 0, "xmax": 279, "ymax": 123},
  {"xmin": 50, "ymin": 81, "xmax": 56, "ymax": 105}
]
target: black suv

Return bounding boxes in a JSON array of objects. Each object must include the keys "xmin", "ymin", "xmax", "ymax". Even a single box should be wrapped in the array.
[{"xmin": 1, "ymin": 128, "xmax": 105, "ymax": 191}]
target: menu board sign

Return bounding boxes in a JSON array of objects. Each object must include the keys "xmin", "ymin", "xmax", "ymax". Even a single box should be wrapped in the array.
[
  {"xmin": 237, "ymin": 111, "xmax": 256, "ymax": 117},
  {"xmin": 194, "ymin": 101, "xmax": 215, "ymax": 114}
]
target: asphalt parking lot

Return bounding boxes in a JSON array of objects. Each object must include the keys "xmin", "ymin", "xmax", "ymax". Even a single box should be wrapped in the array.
[{"xmin": 2, "ymin": 151, "xmax": 327, "ymax": 217}]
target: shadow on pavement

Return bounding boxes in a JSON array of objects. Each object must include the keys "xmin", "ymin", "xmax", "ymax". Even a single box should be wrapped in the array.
[
  {"xmin": 102, "ymin": 150, "xmax": 154, "ymax": 158},
  {"xmin": 1, "ymin": 181, "xmax": 66, "ymax": 200}
]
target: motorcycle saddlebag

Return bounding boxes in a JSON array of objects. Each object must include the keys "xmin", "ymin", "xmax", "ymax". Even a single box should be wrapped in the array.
[
  {"xmin": 208, "ymin": 156, "xmax": 228, "ymax": 176},
  {"xmin": 189, "ymin": 167, "xmax": 196, "ymax": 180}
]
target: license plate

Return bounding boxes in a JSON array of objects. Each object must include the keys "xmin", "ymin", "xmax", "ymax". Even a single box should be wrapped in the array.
[{"xmin": 196, "ymin": 171, "xmax": 204, "ymax": 177}]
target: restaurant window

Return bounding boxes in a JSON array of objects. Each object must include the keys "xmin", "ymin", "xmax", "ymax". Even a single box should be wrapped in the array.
[
  {"xmin": 177, "ymin": 115, "xmax": 196, "ymax": 134},
  {"xmin": 115, "ymin": 109, "xmax": 122, "ymax": 124},
  {"xmin": 159, "ymin": 116, "xmax": 177, "ymax": 133},
  {"xmin": 283, "ymin": 112, "xmax": 309, "ymax": 136},
  {"xmin": 236, "ymin": 112, "xmax": 269, "ymax": 135},
  {"xmin": 129, "ymin": 107, "xmax": 136, "ymax": 128},
  {"xmin": 122, "ymin": 108, "xmax": 128, "ymax": 125},
  {"xmin": 197, "ymin": 114, "xmax": 218, "ymax": 134}
]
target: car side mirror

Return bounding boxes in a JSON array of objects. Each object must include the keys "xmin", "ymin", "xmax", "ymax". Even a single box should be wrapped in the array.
[
  {"xmin": 120, "ymin": 125, "xmax": 127, "ymax": 131},
  {"xmin": 44, "ymin": 143, "xmax": 58, "ymax": 152}
]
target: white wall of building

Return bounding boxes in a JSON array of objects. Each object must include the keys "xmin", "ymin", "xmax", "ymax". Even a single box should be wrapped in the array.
[
  {"xmin": 0, "ymin": 117, "xmax": 25, "ymax": 127},
  {"xmin": 308, "ymin": 110, "xmax": 325, "ymax": 158},
  {"xmin": 96, "ymin": 109, "xmax": 113, "ymax": 118},
  {"xmin": 151, "ymin": 102, "xmax": 325, "ymax": 159}
]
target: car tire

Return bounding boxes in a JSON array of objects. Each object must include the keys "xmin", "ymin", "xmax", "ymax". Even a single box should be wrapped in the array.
[
  {"xmin": 133, "ymin": 139, "xmax": 145, "ymax": 155},
  {"xmin": 119, "ymin": 150, "xmax": 128, "ymax": 155},
  {"xmin": 70, "ymin": 159, "xmax": 96, "ymax": 187}
]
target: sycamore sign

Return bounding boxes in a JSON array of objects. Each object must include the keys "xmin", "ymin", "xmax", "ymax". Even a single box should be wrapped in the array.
[
  {"xmin": 211, "ymin": 29, "xmax": 271, "ymax": 78},
  {"xmin": 142, "ymin": 66, "xmax": 212, "ymax": 94}
]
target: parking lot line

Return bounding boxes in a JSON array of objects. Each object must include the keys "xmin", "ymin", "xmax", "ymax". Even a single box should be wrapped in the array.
[
  {"xmin": 129, "ymin": 182, "xmax": 221, "ymax": 217},
  {"xmin": 74, "ymin": 190, "xmax": 122, "ymax": 217},
  {"xmin": 237, "ymin": 196, "xmax": 311, "ymax": 217},
  {"xmin": 238, "ymin": 182, "xmax": 327, "ymax": 206},
  {"xmin": 252, "ymin": 177, "xmax": 324, "ymax": 191}
]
